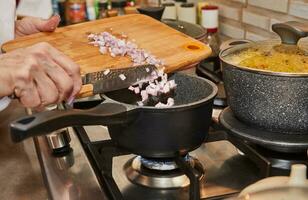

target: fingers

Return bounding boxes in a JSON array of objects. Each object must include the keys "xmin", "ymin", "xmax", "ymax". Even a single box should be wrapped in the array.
[
  {"xmin": 10, "ymin": 43, "xmax": 80, "ymax": 108},
  {"xmin": 32, "ymin": 68, "xmax": 60, "ymax": 105},
  {"xmin": 17, "ymin": 82, "xmax": 41, "ymax": 108},
  {"xmin": 34, "ymin": 15, "xmax": 61, "ymax": 32},
  {"xmin": 41, "ymin": 58, "xmax": 74, "ymax": 101},
  {"xmin": 15, "ymin": 15, "xmax": 61, "ymax": 38},
  {"xmin": 36, "ymin": 43, "xmax": 82, "ymax": 98}
]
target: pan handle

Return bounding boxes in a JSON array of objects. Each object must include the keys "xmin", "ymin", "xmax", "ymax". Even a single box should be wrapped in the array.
[
  {"xmin": 10, "ymin": 101, "xmax": 133, "ymax": 143},
  {"xmin": 196, "ymin": 63, "xmax": 221, "ymax": 84}
]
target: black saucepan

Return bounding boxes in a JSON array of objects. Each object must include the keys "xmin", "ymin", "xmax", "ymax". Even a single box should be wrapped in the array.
[
  {"xmin": 220, "ymin": 21, "xmax": 308, "ymax": 134},
  {"xmin": 10, "ymin": 73, "xmax": 217, "ymax": 158}
]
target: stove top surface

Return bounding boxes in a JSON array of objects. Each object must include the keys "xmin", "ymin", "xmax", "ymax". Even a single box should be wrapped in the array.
[
  {"xmin": 34, "ymin": 103, "xmax": 308, "ymax": 200},
  {"xmin": 34, "ymin": 121, "xmax": 262, "ymax": 200}
]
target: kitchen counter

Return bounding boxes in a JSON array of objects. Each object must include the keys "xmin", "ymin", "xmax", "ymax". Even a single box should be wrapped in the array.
[{"xmin": 0, "ymin": 100, "xmax": 47, "ymax": 200}]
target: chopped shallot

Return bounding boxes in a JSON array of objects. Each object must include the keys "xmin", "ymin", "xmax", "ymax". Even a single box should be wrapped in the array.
[
  {"xmin": 88, "ymin": 31, "xmax": 164, "ymax": 66},
  {"xmin": 155, "ymin": 98, "xmax": 175, "ymax": 108},
  {"xmin": 128, "ymin": 86, "xmax": 135, "ymax": 91},
  {"xmin": 99, "ymin": 47, "xmax": 107, "ymax": 54},
  {"xmin": 87, "ymin": 32, "xmax": 177, "ymax": 108},
  {"xmin": 103, "ymin": 69, "xmax": 110, "ymax": 75},
  {"xmin": 140, "ymin": 90, "xmax": 149, "ymax": 102},
  {"xmin": 134, "ymin": 87, "xmax": 140, "ymax": 94},
  {"xmin": 119, "ymin": 74, "xmax": 126, "ymax": 80}
]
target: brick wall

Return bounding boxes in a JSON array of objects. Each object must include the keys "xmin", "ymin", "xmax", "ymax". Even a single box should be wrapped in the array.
[{"xmin": 204, "ymin": 0, "xmax": 308, "ymax": 41}]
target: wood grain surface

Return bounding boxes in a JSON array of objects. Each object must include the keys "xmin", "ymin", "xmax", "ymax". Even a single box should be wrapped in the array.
[{"xmin": 2, "ymin": 14, "xmax": 211, "ymax": 74}]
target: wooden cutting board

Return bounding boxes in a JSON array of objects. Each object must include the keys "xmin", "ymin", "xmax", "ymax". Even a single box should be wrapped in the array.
[{"xmin": 1, "ymin": 14, "xmax": 211, "ymax": 74}]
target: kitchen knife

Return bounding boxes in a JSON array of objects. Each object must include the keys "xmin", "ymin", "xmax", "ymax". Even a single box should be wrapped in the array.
[{"xmin": 78, "ymin": 64, "xmax": 158, "ymax": 98}]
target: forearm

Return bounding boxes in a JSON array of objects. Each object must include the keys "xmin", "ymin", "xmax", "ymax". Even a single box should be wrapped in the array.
[{"xmin": 0, "ymin": 54, "xmax": 14, "ymax": 98}]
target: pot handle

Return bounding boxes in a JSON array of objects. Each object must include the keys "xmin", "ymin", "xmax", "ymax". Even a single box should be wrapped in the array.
[
  {"xmin": 220, "ymin": 39, "xmax": 252, "ymax": 52},
  {"xmin": 196, "ymin": 63, "xmax": 221, "ymax": 84},
  {"xmin": 272, "ymin": 21, "xmax": 308, "ymax": 45},
  {"xmin": 10, "ymin": 101, "xmax": 132, "ymax": 143}
]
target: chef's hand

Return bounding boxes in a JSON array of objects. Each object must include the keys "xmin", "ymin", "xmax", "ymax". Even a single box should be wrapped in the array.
[
  {"xmin": 0, "ymin": 42, "xmax": 82, "ymax": 108},
  {"xmin": 15, "ymin": 15, "xmax": 61, "ymax": 37}
]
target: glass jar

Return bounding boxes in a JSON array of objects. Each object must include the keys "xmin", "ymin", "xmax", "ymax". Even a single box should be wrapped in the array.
[
  {"xmin": 67, "ymin": 0, "xmax": 87, "ymax": 24},
  {"xmin": 201, "ymin": 5, "xmax": 221, "ymax": 57}
]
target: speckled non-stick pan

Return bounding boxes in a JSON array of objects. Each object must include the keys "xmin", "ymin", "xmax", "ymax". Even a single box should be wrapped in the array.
[
  {"xmin": 10, "ymin": 73, "xmax": 217, "ymax": 158},
  {"xmin": 220, "ymin": 21, "xmax": 308, "ymax": 134}
]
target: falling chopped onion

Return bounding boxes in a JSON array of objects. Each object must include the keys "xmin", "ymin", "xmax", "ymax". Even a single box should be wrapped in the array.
[
  {"xmin": 87, "ymin": 32, "xmax": 177, "ymax": 107},
  {"xmin": 134, "ymin": 87, "xmax": 140, "ymax": 94},
  {"xmin": 128, "ymin": 86, "xmax": 135, "ymax": 91}
]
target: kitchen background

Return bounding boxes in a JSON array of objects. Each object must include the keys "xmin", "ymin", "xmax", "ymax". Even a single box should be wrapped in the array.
[
  {"xmin": 4, "ymin": 1, "xmax": 308, "ymax": 200},
  {"xmin": 16, "ymin": 0, "xmax": 308, "ymax": 42}
]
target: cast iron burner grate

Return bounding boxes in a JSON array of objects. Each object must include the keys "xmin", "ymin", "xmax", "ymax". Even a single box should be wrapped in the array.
[
  {"xmin": 124, "ymin": 155, "xmax": 204, "ymax": 189},
  {"xmin": 73, "ymin": 126, "xmax": 203, "ymax": 200},
  {"xmin": 208, "ymin": 107, "xmax": 308, "ymax": 177}
]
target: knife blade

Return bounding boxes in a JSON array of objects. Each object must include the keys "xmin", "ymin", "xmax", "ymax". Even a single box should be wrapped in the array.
[{"xmin": 78, "ymin": 64, "xmax": 158, "ymax": 98}]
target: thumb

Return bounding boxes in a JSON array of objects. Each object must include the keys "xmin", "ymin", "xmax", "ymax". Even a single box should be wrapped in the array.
[{"xmin": 34, "ymin": 15, "xmax": 61, "ymax": 32}]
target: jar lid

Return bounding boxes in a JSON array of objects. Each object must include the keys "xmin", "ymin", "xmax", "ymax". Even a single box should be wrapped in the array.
[
  {"xmin": 180, "ymin": 3, "xmax": 194, "ymax": 8},
  {"xmin": 202, "ymin": 5, "xmax": 218, "ymax": 10},
  {"xmin": 162, "ymin": 3, "xmax": 175, "ymax": 7},
  {"xmin": 99, "ymin": 2, "xmax": 108, "ymax": 8},
  {"xmin": 111, "ymin": 0, "xmax": 126, "ymax": 8}
]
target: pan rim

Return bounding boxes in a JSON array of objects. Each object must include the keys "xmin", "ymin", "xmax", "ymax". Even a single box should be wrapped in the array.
[
  {"xmin": 102, "ymin": 73, "xmax": 218, "ymax": 110},
  {"xmin": 219, "ymin": 43, "xmax": 308, "ymax": 78}
]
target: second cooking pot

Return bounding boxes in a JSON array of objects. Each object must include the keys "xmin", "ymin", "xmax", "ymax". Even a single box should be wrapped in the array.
[{"xmin": 220, "ymin": 21, "xmax": 308, "ymax": 134}]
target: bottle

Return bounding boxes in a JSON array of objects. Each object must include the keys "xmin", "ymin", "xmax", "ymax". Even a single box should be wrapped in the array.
[
  {"xmin": 67, "ymin": 0, "xmax": 87, "ymax": 24},
  {"xmin": 107, "ymin": 0, "xmax": 118, "ymax": 17},
  {"xmin": 111, "ymin": 0, "xmax": 126, "ymax": 16},
  {"xmin": 162, "ymin": 3, "xmax": 176, "ymax": 20},
  {"xmin": 98, "ymin": 0, "xmax": 108, "ymax": 18},
  {"xmin": 86, "ymin": 0, "xmax": 97, "ymax": 21},
  {"xmin": 52, "ymin": 0, "xmax": 60, "ymax": 15},
  {"xmin": 174, "ymin": 0, "xmax": 186, "ymax": 18},
  {"xmin": 57, "ymin": 0, "xmax": 67, "ymax": 26},
  {"xmin": 201, "ymin": 5, "xmax": 220, "ymax": 58}
]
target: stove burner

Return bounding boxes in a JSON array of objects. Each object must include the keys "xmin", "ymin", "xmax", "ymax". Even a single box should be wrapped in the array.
[
  {"xmin": 124, "ymin": 156, "xmax": 204, "ymax": 189},
  {"xmin": 140, "ymin": 155, "xmax": 191, "ymax": 171}
]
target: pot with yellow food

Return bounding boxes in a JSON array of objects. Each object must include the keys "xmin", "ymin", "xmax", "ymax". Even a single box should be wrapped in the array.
[{"xmin": 219, "ymin": 21, "xmax": 308, "ymax": 134}]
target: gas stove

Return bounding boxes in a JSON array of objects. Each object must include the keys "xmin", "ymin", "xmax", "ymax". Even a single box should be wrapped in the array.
[
  {"xmin": 32, "ymin": 64, "xmax": 308, "ymax": 200},
  {"xmin": 34, "ymin": 99, "xmax": 308, "ymax": 200}
]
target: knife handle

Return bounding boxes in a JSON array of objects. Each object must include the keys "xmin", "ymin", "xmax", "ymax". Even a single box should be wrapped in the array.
[{"xmin": 77, "ymin": 84, "xmax": 94, "ymax": 98}]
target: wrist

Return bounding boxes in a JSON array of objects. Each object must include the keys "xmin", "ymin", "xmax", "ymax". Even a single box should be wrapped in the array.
[{"xmin": 0, "ymin": 54, "xmax": 15, "ymax": 96}]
